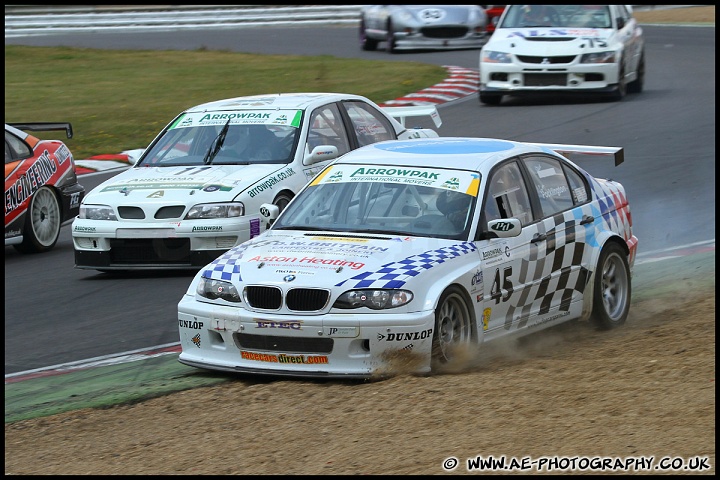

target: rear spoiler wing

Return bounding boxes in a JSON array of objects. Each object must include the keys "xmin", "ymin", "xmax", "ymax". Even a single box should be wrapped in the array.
[
  {"xmin": 382, "ymin": 105, "xmax": 442, "ymax": 129},
  {"xmin": 532, "ymin": 142, "xmax": 624, "ymax": 166},
  {"xmin": 8, "ymin": 122, "xmax": 73, "ymax": 139}
]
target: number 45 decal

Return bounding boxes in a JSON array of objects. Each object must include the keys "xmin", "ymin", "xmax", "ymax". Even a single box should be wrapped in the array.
[{"xmin": 490, "ymin": 266, "xmax": 513, "ymax": 304}]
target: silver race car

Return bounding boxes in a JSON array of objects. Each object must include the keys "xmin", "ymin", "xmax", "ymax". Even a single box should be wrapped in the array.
[{"xmin": 360, "ymin": 5, "xmax": 488, "ymax": 53}]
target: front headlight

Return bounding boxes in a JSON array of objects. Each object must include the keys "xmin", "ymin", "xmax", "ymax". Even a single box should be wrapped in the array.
[
  {"xmin": 468, "ymin": 8, "xmax": 479, "ymax": 23},
  {"xmin": 398, "ymin": 11, "xmax": 414, "ymax": 23},
  {"xmin": 580, "ymin": 51, "xmax": 616, "ymax": 64},
  {"xmin": 196, "ymin": 277, "xmax": 241, "ymax": 303},
  {"xmin": 79, "ymin": 205, "xmax": 117, "ymax": 220},
  {"xmin": 334, "ymin": 289, "xmax": 413, "ymax": 310},
  {"xmin": 481, "ymin": 50, "xmax": 512, "ymax": 63},
  {"xmin": 185, "ymin": 202, "xmax": 244, "ymax": 219}
]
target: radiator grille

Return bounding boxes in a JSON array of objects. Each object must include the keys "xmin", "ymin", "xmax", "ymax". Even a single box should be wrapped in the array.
[
  {"xmin": 109, "ymin": 238, "xmax": 191, "ymax": 264},
  {"xmin": 234, "ymin": 333, "xmax": 334, "ymax": 354},
  {"xmin": 419, "ymin": 26, "xmax": 468, "ymax": 39},
  {"xmin": 516, "ymin": 55, "xmax": 576, "ymax": 64},
  {"xmin": 245, "ymin": 286, "xmax": 282, "ymax": 310},
  {"xmin": 244, "ymin": 286, "xmax": 331, "ymax": 312},
  {"xmin": 524, "ymin": 73, "xmax": 567, "ymax": 86},
  {"xmin": 155, "ymin": 205, "xmax": 186, "ymax": 219},
  {"xmin": 286, "ymin": 288, "xmax": 330, "ymax": 312},
  {"xmin": 117, "ymin": 206, "xmax": 145, "ymax": 219}
]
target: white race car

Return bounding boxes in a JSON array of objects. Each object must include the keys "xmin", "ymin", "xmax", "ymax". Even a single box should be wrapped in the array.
[
  {"xmin": 72, "ymin": 93, "xmax": 441, "ymax": 270},
  {"xmin": 178, "ymin": 137, "xmax": 638, "ymax": 379},
  {"xmin": 479, "ymin": 5, "xmax": 645, "ymax": 105}
]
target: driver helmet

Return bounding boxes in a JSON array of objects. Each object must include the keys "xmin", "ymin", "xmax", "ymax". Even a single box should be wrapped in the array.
[
  {"xmin": 436, "ymin": 190, "xmax": 471, "ymax": 216},
  {"xmin": 224, "ymin": 124, "xmax": 251, "ymax": 147},
  {"xmin": 523, "ymin": 5, "xmax": 545, "ymax": 19}
]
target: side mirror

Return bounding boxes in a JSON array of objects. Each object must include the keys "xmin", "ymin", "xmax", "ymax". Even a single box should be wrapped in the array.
[
  {"xmin": 487, "ymin": 218, "xmax": 521, "ymax": 238},
  {"xmin": 127, "ymin": 148, "xmax": 146, "ymax": 165},
  {"xmin": 616, "ymin": 17, "xmax": 625, "ymax": 29},
  {"xmin": 259, "ymin": 203, "xmax": 280, "ymax": 226},
  {"xmin": 305, "ymin": 145, "xmax": 338, "ymax": 165}
]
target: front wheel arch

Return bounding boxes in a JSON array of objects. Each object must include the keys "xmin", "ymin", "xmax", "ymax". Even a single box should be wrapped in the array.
[
  {"xmin": 272, "ymin": 190, "xmax": 294, "ymax": 213},
  {"xmin": 609, "ymin": 60, "xmax": 627, "ymax": 101},
  {"xmin": 627, "ymin": 54, "xmax": 645, "ymax": 94},
  {"xmin": 431, "ymin": 285, "xmax": 476, "ymax": 372}
]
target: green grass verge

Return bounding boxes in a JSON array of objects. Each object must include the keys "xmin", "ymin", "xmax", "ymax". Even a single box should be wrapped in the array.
[
  {"xmin": 4, "ymin": 356, "xmax": 230, "ymax": 423},
  {"xmin": 4, "ymin": 45, "xmax": 447, "ymax": 159}
]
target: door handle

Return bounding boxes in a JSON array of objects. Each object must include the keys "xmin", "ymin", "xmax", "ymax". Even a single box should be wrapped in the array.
[
  {"xmin": 580, "ymin": 215, "xmax": 594, "ymax": 225},
  {"xmin": 531, "ymin": 233, "xmax": 546, "ymax": 243}
]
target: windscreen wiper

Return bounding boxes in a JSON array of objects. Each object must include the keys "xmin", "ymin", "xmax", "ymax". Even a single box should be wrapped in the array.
[{"xmin": 202, "ymin": 119, "xmax": 231, "ymax": 165}]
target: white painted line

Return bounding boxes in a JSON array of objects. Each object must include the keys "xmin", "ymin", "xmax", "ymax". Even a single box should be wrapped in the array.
[
  {"xmin": 5, "ymin": 342, "xmax": 180, "ymax": 380},
  {"xmin": 636, "ymin": 239, "xmax": 715, "ymax": 257}
]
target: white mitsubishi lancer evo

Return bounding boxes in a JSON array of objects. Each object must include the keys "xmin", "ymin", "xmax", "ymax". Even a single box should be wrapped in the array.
[{"xmin": 72, "ymin": 93, "xmax": 441, "ymax": 271}]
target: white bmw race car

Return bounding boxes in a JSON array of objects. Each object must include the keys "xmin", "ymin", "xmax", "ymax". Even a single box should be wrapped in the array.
[
  {"xmin": 72, "ymin": 93, "xmax": 441, "ymax": 271},
  {"xmin": 479, "ymin": 5, "xmax": 645, "ymax": 105},
  {"xmin": 178, "ymin": 136, "xmax": 638, "ymax": 379}
]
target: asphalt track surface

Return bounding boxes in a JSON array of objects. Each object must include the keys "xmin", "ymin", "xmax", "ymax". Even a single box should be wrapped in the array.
[{"xmin": 4, "ymin": 24, "xmax": 715, "ymax": 403}]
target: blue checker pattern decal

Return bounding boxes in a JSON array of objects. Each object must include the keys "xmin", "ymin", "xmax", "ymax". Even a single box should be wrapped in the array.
[
  {"xmin": 202, "ymin": 244, "xmax": 249, "ymax": 281},
  {"xmin": 335, "ymin": 242, "xmax": 477, "ymax": 289}
]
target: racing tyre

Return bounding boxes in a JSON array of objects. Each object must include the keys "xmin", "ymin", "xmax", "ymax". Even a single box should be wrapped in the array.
[
  {"xmin": 386, "ymin": 21, "xmax": 397, "ymax": 53},
  {"xmin": 589, "ymin": 242, "xmax": 631, "ymax": 330},
  {"xmin": 15, "ymin": 186, "xmax": 61, "ymax": 254},
  {"xmin": 627, "ymin": 55, "xmax": 645, "ymax": 94},
  {"xmin": 609, "ymin": 64, "xmax": 627, "ymax": 101},
  {"xmin": 359, "ymin": 20, "xmax": 378, "ymax": 51},
  {"xmin": 479, "ymin": 92, "xmax": 502, "ymax": 105},
  {"xmin": 431, "ymin": 286, "xmax": 474, "ymax": 371}
]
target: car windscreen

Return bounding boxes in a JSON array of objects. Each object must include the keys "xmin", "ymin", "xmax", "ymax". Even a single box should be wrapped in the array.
[
  {"xmin": 137, "ymin": 110, "xmax": 302, "ymax": 167},
  {"xmin": 499, "ymin": 5, "xmax": 611, "ymax": 29},
  {"xmin": 272, "ymin": 163, "xmax": 481, "ymax": 240}
]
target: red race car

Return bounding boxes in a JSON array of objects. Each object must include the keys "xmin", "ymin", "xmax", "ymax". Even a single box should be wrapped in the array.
[{"xmin": 5, "ymin": 122, "xmax": 85, "ymax": 253}]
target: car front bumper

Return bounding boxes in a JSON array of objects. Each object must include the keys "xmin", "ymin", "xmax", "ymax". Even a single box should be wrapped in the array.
[
  {"xmin": 393, "ymin": 31, "xmax": 487, "ymax": 51},
  {"xmin": 479, "ymin": 61, "xmax": 620, "ymax": 93},
  {"xmin": 72, "ymin": 216, "xmax": 263, "ymax": 270},
  {"xmin": 59, "ymin": 182, "xmax": 85, "ymax": 223},
  {"xmin": 177, "ymin": 294, "xmax": 436, "ymax": 379}
]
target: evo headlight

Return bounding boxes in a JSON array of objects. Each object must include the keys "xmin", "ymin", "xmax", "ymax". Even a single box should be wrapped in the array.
[
  {"xmin": 334, "ymin": 289, "xmax": 413, "ymax": 310},
  {"xmin": 185, "ymin": 202, "xmax": 244, "ymax": 219},
  {"xmin": 79, "ymin": 205, "xmax": 117, "ymax": 221},
  {"xmin": 196, "ymin": 277, "xmax": 241, "ymax": 303},
  {"xmin": 481, "ymin": 50, "xmax": 512, "ymax": 63},
  {"xmin": 580, "ymin": 51, "xmax": 616, "ymax": 64}
]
